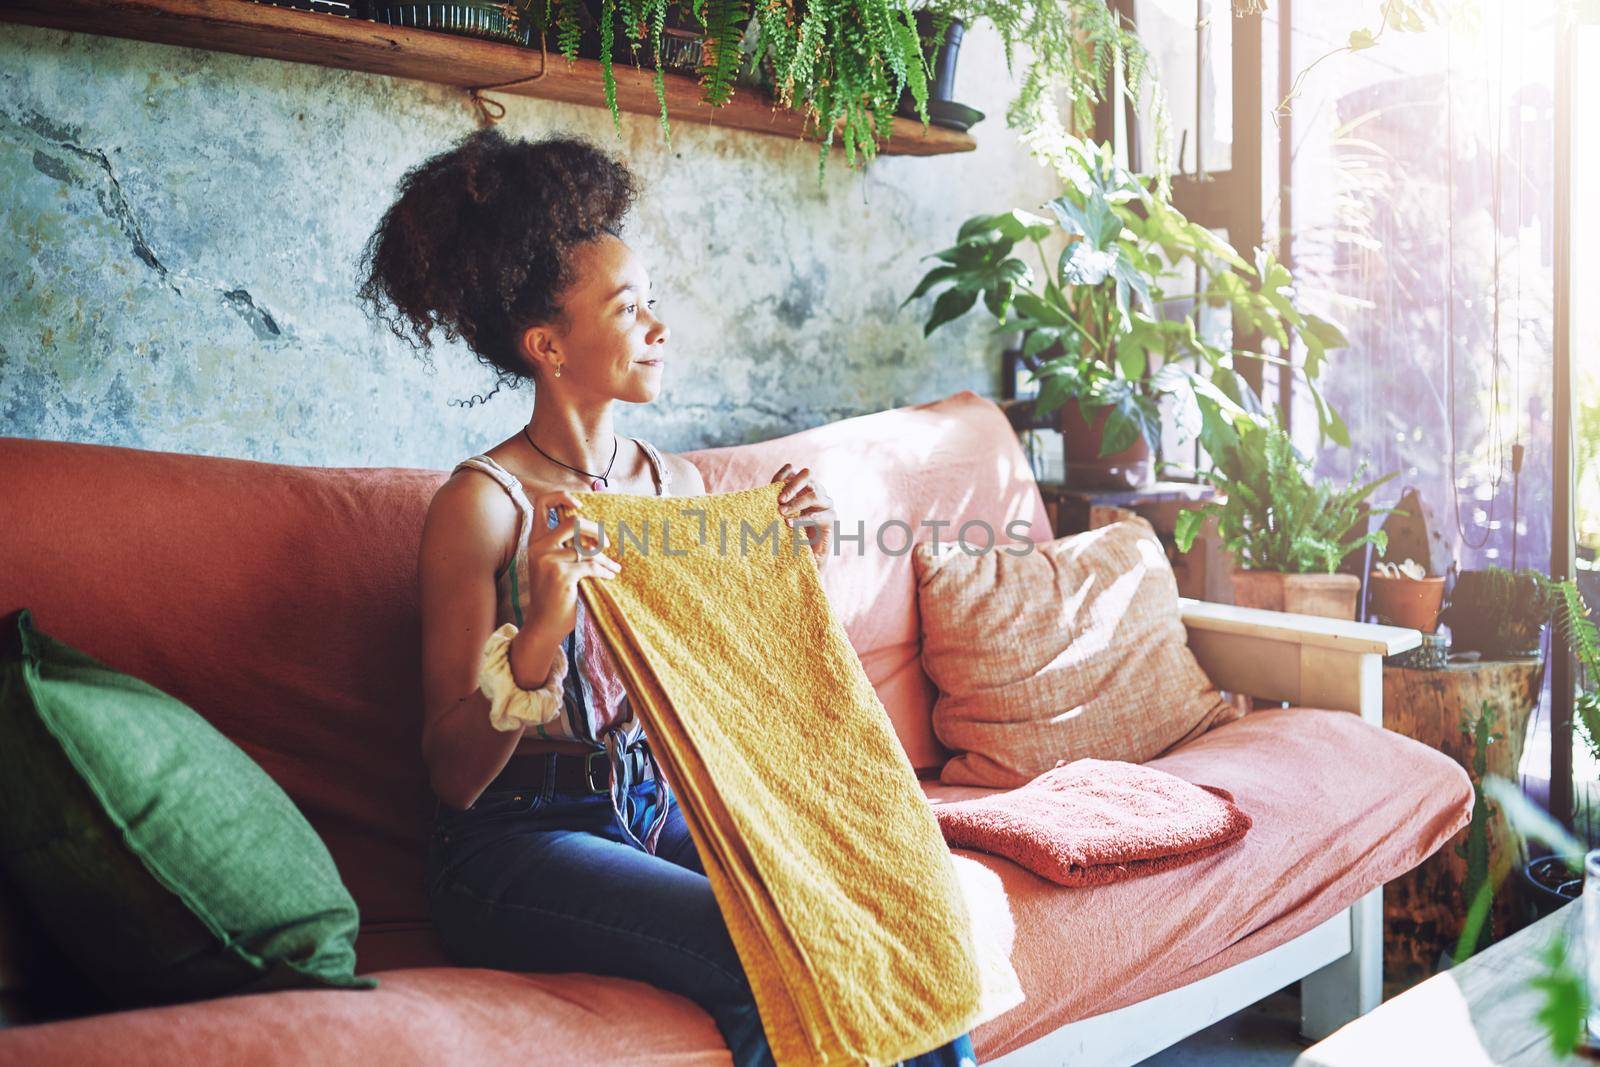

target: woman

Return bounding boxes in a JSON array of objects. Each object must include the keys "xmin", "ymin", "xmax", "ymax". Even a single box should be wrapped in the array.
[{"xmin": 357, "ymin": 127, "xmax": 979, "ymax": 1067}]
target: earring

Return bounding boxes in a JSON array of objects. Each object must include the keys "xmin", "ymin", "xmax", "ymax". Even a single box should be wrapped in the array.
[{"xmin": 554, "ymin": 364, "xmax": 563, "ymax": 378}]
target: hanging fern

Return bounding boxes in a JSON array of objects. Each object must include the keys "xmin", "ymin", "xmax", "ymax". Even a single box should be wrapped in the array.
[
  {"xmin": 555, "ymin": 0, "xmax": 585, "ymax": 60},
  {"xmin": 524, "ymin": 0, "xmax": 1167, "ymax": 187},
  {"xmin": 647, "ymin": 0, "xmax": 672, "ymax": 144},
  {"xmin": 697, "ymin": 0, "xmax": 751, "ymax": 107},
  {"xmin": 599, "ymin": 0, "xmax": 620, "ymax": 132}
]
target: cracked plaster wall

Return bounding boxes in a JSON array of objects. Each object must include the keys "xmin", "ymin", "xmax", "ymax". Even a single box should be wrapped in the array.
[{"xmin": 1, "ymin": 20, "xmax": 1061, "ymax": 469}]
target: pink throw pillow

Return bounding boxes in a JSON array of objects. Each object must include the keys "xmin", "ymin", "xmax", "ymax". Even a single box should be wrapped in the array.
[{"xmin": 913, "ymin": 517, "xmax": 1241, "ymax": 787}]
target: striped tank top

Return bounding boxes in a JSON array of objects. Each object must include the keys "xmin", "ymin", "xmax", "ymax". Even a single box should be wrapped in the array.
[{"xmin": 453, "ymin": 439, "xmax": 673, "ymax": 854}]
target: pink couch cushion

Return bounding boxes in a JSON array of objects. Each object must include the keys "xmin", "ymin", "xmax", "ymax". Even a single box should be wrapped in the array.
[
  {"xmin": 0, "ymin": 708, "xmax": 1471, "ymax": 1065},
  {"xmin": 932, "ymin": 707, "xmax": 1472, "ymax": 1059},
  {"xmin": 683, "ymin": 390, "xmax": 1050, "ymax": 771}
]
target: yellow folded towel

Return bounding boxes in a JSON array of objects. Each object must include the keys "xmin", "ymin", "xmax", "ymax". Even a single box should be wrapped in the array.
[{"xmin": 571, "ymin": 481, "xmax": 984, "ymax": 1066}]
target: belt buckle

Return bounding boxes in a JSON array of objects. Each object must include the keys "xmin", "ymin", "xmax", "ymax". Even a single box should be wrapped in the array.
[{"xmin": 584, "ymin": 749, "xmax": 610, "ymax": 794}]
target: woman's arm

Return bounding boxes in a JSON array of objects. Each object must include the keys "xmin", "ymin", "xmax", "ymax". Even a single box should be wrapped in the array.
[
  {"xmin": 419, "ymin": 476, "xmax": 618, "ymax": 810},
  {"xmin": 418, "ymin": 476, "xmax": 565, "ymax": 811}
]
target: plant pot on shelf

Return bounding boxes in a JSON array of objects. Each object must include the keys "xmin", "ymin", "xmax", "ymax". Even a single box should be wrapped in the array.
[
  {"xmin": 1368, "ymin": 573, "xmax": 1446, "ymax": 632},
  {"xmin": 1520, "ymin": 854, "xmax": 1583, "ymax": 921},
  {"xmin": 252, "ymin": 0, "xmax": 361, "ymax": 14},
  {"xmin": 893, "ymin": 11, "xmax": 984, "ymax": 131},
  {"xmin": 1230, "ymin": 570, "xmax": 1361, "ymax": 621},
  {"xmin": 571, "ymin": 1, "xmax": 751, "ymax": 79},
  {"xmin": 374, "ymin": 1, "xmax": 532, "ymax": 44},
  {"xmin": 1059, "ymin": 398, "xmax": 1152, "ymax": 490}
]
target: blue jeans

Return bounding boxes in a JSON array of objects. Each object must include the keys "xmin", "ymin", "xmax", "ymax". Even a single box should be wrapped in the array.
[{"xmin": 425, "ymin": 758, "xmax": 979, "ymax": 1066}]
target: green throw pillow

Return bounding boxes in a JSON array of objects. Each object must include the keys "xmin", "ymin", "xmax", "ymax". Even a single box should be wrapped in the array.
[{"xmin": 0, "ymin": 608, "xmax": 376, "ymax": 1008}]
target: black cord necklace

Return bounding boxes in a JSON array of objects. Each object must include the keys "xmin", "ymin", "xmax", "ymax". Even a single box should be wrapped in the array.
[{"xmin": 522, "ymin": 425, "xmax": 619, "ymax": 490}]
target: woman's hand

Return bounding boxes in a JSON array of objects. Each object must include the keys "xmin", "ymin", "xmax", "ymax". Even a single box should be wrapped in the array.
[
  {"xmin": 523, "ymin": 490, "xmax": 621, "ymax": 642},
  {"xmin": 771, "ymin": 463, "xmax": 836, "ymax": 563}
]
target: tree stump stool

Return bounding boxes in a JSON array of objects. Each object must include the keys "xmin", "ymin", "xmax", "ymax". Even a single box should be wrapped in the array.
[{"xmin": 1380, "ymin": 657, "xmax": 1545, "ymax": 995}]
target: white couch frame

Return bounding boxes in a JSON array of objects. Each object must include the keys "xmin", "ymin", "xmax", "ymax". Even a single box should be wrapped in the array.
[{"xmin": 989, "ymin": 599, "xmax": 1421, "ymax": 1067}]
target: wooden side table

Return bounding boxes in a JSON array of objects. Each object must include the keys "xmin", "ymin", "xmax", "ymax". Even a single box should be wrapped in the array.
[
  {"xmin": 1380, "ymin": 657, "xmax": 1548, "ymax": 994},
  {"xmin": 1296, "ymin": 899, "xmax": 1582, "ymax": 1067}
]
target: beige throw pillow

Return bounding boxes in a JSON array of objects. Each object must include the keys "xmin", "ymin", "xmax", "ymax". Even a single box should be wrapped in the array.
[{"xmin": 914, "ymin": 517, "xmax": 1241, "ymax": 788}]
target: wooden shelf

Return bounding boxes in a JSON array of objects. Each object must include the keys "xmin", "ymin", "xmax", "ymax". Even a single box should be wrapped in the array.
[{"xmin": 0, "ymin": 0, "xmax": 977, "ymax": 158}]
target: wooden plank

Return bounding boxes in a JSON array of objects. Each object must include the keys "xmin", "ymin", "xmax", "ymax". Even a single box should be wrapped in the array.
[
  {"xmin": 1298, "ymin": 645, "xmax": 1383, "ymax": 725},
  {"xmin": 1297, "ymin": 901, "xmax": 1580, "ymax": 1066},
  {"xmin": 1180, "ymin": 597, "xmax": 1421, "ymax": 657},
  {"xmin": 0, "ymin": 0, "xmax": 975, "ymax": 157},
  {"xmin": 992, "ymin": 910, "xmax": 1352, "ymax": 1067},
  {"xmin": 1185, "ymin": 628, "xmax": 1307, "ymax": 705}
]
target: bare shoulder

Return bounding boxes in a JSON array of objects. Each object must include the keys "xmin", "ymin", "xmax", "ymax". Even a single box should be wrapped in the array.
[
  {"xmin": 421, "ymin": 467, "xmax": 520, "ymax": 576},
  {"xmin": 663, "ymin": 452, "xmax": 707, "ymax": 497}
]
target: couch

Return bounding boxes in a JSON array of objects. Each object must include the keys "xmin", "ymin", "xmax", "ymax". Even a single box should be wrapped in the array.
[{"xmin": 0, "ymin": 389, "xmax": 1472, "ymax": 1065}]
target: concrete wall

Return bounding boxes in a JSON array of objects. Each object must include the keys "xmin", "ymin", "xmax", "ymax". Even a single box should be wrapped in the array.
[{"xmin": 1, "ymin": 17, "xmax": 1059, "ymax": 469}]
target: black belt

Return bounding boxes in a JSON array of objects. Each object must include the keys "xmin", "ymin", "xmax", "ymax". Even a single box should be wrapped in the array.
[{"xmin": 485, "ymin": 742, "xmax": 655, "ymax": 797}]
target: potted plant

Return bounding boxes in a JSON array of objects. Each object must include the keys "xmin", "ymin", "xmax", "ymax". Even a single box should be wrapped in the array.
[
  {"xmin": 1369, "ymin": 557, "xmax": 1447, "ymax": 632},
  {"xmin": 1171, "ymin": 415, "xmax": 1398, "ymax": 620},
  {"xmin": 905, "ymin": 136, "xmax": 1352, "ymax": 489},
  {"xmin": 1439, "ymin": 567, "xmax": 1560, "ymax": 659}
]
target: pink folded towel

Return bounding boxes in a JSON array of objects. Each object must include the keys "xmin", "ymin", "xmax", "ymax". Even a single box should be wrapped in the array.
[{"xmin": 931, "ymin": 758, "xmax": 1253, "ymax": 887}]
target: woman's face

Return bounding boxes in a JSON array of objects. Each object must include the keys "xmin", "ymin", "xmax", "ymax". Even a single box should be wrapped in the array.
[{"xmin": 523, "ymin": 233, "xmax": 669, "ymax": 404}]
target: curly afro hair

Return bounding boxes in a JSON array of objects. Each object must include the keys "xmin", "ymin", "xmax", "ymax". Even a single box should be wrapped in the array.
[{"xmin": 357, "ymin": 127, "xmax": 639, "ymax": 402}]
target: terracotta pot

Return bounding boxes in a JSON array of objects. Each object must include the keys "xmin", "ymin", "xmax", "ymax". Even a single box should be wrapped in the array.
[
  {"xmin": 1059, "ymin": 399, "xmax": 1152, "ymax": 490},
  {"xmin": 1367, "ymin": 573, "xmax": 1446, "ymax": 632},
  {"xmin": 1230, "ymin": 570, "xmax": 1361, "ymax": 621}
]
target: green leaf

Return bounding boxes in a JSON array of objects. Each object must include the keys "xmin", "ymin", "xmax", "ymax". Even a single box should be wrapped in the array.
[
  {"xmin": 901, "ymin": 265, "xmax": 959, "ymax": 308},
  {"xmin": 923, "ymin": 287, "xmax": 978, "ymax": 336},
  {"xmin": 1060, "ymin": 240, "xmax": 1118, "ymax": 286},
  {"xmin": 932, "ymin": 241, "xmax": 999, "ymax": 271},
  {"xmin": 1014, "ymin": 291, "xmax": 1070, "ymax": 328},
  {"xmin": 993, "ymin": 257, "xmax": 1035, "ymax": 290},
  {"xmin": 1115, "ymin": 344, "xmax": 1147, "ymax": 382},
  {"xmin": 1034, "ymin": 364, "xmax": 1086, "ymax": 417},
  {"xmin": 992, "ymin": 209, "xmax": 1056, "ymax": 244},
  {"xmin": 1023, "ymin": 326, "xmax": 1065, "ymax": 357},
  {"xmin": 983, "ymin": 282, "xmax": 1016, "ymax": 325},
  {"xmin": 956, "ymin": 213, "xmax": 1001, "ymax": 243},
  {"xmin": 1485, "ymin": 775, "xmax": 1585, "ymax": 858},
  {"xmin": 1309, "ymin": 384, "xmax": 1352, "ymax": 448},
  {"xmin": 1100, "ymin": 393, "xmax": 1159, "ymax": 455},
  {"xmin": 1531, "ymin": 934, "xmax": 1588, "ymax": 1057},
  {"xmin": 1349, "ymin": 27, "xmax": 1378, "ymax": 50},
  {"xmin": 1175, "ymin": 508, "xmax": 1204, "ymax": 553}
]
